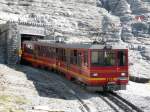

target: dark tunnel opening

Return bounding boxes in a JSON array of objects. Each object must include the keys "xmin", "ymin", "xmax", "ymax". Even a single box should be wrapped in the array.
[
  {"xmin": 20, "ymin": 34, "xmax": 44, "ymax": 65},
  {"xmin": 21, "ymin": 34, "xmax": 44, "ymax": 45}
]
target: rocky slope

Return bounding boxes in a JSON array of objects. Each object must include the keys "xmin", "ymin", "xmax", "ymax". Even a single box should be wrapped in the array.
[
  {"xmin": 0, "ymin": 0, "xmax": 122, "ymax": 41},
  {"xmin": 0, "ymin": 0, "xmax": 150, "ymax": 78},
  {"xmin": 104, "ymin": 0, "xmax": 150, "ymax": 78}
]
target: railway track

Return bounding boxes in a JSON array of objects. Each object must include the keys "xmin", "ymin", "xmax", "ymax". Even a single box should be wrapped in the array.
[
  {"xmin": 37, "ymin": 69, "xmax": 143, "ymax": 112},
  {"xmin": 18, "ymin": 65, "xmax": 144, "ymax": 112},
  {"xmin": 34, "ymin": 68, "xmax": 91, "ymax": 112},
  {"xmin": 41, "ymin": 68, "xmax": 144, "ymax": 112},
  {"xmin": 99, "ymin": 92, "xmax": 144, "ymax": 112}
]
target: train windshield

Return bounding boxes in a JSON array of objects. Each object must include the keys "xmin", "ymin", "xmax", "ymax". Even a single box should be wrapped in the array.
[
  {"xmin": 91, "ymin": 50, "xmax": 127, "ymax": 66},
  {"xmin": 91, "ymin": 50, "xmax": 115, "ymax": 66}
]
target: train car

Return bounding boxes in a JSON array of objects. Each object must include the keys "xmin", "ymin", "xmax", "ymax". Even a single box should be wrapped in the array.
[{"xmin": 22, "ymin": 41, "xmax": 128, "ymax": 91}]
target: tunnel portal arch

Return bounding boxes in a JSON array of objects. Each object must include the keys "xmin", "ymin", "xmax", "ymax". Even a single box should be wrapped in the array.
[{"xmin": 0, "ymin": 21, "xmax": 51, "ymax": 64}]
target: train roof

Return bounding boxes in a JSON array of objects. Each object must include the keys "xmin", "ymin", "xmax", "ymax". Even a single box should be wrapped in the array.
[{"xmin": 23, "ymin": 41, "xmax": 127, "ymax": 50}]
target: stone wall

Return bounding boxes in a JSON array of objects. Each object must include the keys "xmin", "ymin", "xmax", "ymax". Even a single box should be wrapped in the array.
[
  {"xmin": 0, "ymin": 21, "xmax": 47, "ymax": 65},
  {"xmin": 6, "ymin": 22, "xmax": 19, "ymax": 64},
  {"xmin": 0, "ymin": 24, "xmax": 8, "ymax": 63}
]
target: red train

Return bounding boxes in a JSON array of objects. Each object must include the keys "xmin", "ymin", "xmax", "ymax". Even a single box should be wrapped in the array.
[{"xmin": 22, "ymin": 41, "xmax": 128, "ymax": 91}]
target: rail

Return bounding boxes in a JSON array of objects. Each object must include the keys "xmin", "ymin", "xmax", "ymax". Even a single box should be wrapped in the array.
[
  {"xmin": 109, "ymin": 92, "xmax": 144, "ymax": 112},
  {"xmin": 106, "ymin": 92, "xmax": 144, "ymax": 112},
  {"xmin": 39, "ymin": 69, "xmax": 91, "ymax": 112}
]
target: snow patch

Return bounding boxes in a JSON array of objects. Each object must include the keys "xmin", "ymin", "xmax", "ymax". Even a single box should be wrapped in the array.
[{"xmin": 119, "ymin": 81, "xmax": 150, "ymax": 97}]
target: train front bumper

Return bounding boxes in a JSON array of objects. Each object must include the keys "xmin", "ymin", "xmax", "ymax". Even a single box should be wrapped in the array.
[
  {"xmin": 86, "ymin": 84, "xmax": 126, "ymax": 91},
  {"xmin": 105, "ymin": 84, "xmax": 126, "ymax": 91}
]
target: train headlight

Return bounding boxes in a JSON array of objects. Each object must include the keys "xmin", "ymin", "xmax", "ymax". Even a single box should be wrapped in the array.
[
  {"xmin": 121, "ymin": 73, "xmax": 126, "ymax": 77},
  {"xmin": 91, "ymin": 73, "xmax": 98, "ymax": 77}
]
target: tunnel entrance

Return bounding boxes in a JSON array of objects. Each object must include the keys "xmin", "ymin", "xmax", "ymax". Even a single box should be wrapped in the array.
[
  {"xmin": 21, "ymin": 34, "xmax": 44, "ymax": 45},
  {"xmin": 21, "ymin": 34, "xmax": 44, "ymax": 49},
  {"xmin": 20, "ymin": 34, "xmax": 44, "ymax": 64},
  {"xmin": 0, "ymin": 21, "xmax": 48, "ymax": 64}
]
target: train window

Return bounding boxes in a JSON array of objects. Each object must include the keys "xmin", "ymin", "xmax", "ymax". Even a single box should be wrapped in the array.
[
  {"xmin": 52, "ymin": 48, "xmax": 55, "ymax": 58},
  {"xmin": 47, "ymin": 47, "xmax": 50, "ymax": 57},
  {"xmin": 37, "ymin": 46, "xmax": 39, "ymax": 56},
  {"xmin": 117, "ymin": 51, "xmax": 126, "ymax": 66},
  {"xmin": 45, "ymin": 46, "xmax": 48, "ymax": 57},
  {"xmin": 105, "ymin": 51, "xmax": 115, "ymax": 66},
  {"xmin": 39, "ymin": 46, "xmax": 43, "ymax": 57},
  {"xmin": 62, "ymin": 49, "xmax": 66, "ymax": 62},
  {"xmin": 25, "ymin": 44, "xmax": 33, "ymax": 54},
  {"xmin": 55, "ymin": 48, "xmax": 65, "ymax": 61},
  {"xmin": 46, "ymin": 46, "xmax": 49, "ymax": 57},
  {"xmin": 36, "ymin": 46, "xmax": 56, "ymax": 59},
  {"xmin": 91, "ymin": 51, "xmax": 99, "ymax": 64},
  {"xmin": 43, "ymin": 47, "xmax": 45, "ymax": 56},
  {"xmin": 33, "ymin": 45, "xmax": 38, "ymax": 58},
  {"xmin": 77, "ymin": 52, "xmax": 82, "ymax": 66},
  {"xmin": 42, "ymin": 46, "xmax": 45, "ymax": 57},
  {"xmin": 49, "ymin": 47, "xmax": 52, "ymax": 58},
  {"xmin": 42, "ymin": 46, "xmax": 44, "ymax": 57},
  {"xmin": 47, "ymin": 47, "xmax": 51, "ymax": 57},
  {"xmin": 70, "ymin": 50, "xmax": 77, "ymax": 65},
  {"xmin": 84, "ymin": 51, "xmax": 88, "ymax": 67},
  {"xmin": 41, "ymin": 46, "xmax": 43, "ymax": 56},
  {"xmin": 91, "ymin": 51, "xmax": 115, "ymax": 66},
  {"xmin": 56, "ymin": 48, "xmax": 59, "ymax": 59},
  {"xmin": 70, "ymin": 51, "xmax": 73, "ymax": 64},
  {"xmin": 59, "ymin": 49, "xmax": 63, "ymax": 61},
  {"xmin": 38, "ymin": 46, "xmax": 42, "ymax": 57}
]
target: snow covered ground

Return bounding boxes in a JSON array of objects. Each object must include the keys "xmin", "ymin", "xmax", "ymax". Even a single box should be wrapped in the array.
[
  {"xmin": 118, "ymin": 81, "xmax": 150, "ymax": 112},
  {"xmin": 119, "ymin": 81, "xmax": 150, "ymax": 97}
]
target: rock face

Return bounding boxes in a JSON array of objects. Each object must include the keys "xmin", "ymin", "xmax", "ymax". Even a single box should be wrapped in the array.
[
  {"xmin": 0, "ymin": 0, "xmax": 150, "ymax": 78},
  {"xmin": 105, "ymin": 0, "xmax": 150, "ymax": 78},
  {"xmin": 0, "ymin": 0, "xmax": 122, "ymax": 41}
]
